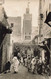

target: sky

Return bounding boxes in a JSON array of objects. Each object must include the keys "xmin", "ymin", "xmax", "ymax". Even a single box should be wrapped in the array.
[
  {"xmin": 3, "ymin": 0, "xmax": 39, "ymax": 42},
  {"xmin": 3, "ymin": 0, "xmax": 39, "ymax": 27}
]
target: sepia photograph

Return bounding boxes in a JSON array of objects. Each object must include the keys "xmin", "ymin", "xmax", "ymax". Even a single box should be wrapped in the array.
[{"xmin": 0, "ymin": 0, "xmax": 51, "ymax": 79}]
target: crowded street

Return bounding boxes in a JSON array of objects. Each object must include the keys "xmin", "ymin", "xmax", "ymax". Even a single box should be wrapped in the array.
[
  {"xmin": 0, "ymin": 0, "xmax": 51, "ymax": 79},
  {"xmin": 0, "ymin": 64, "xmax": 50, "ymax": 79}
]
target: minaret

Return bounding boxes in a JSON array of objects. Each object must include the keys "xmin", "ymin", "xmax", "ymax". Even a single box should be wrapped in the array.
[
  {"xmin": 23, "ymin": 0, "xmax": 32, "ymax": 42},
  {"xmin": 26, "ymin": 0, "xmax": 30, "ymax": 14}
]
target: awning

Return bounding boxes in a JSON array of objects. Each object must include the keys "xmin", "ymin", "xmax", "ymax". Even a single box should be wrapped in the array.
[
  {"xmin": 45, "ymin": 12, "xmax": 51, "ymax": 27},
  {"xmin": 6, "ymin": 28, "xmax": 12, "ymax": 34},
  {"xmin": 43, "ymin": 31, "xmax": 51, "ymax": 40},
  {"xmin": 0, "ymin": 6, "xmax": 9, "ymax": 28},
  {"xmin": 0, "ymin": 16, "xmax": 9, "ymax": 28},
  {"xmin": 0, "ymin": 6, "xmax": 12, "ymax": 34},
  {"xmin": 3, "ymin": 8, "xmax": 8, "ymax": 19},
  {"xmin": 2, "ymin": 17, "xmax": 9, "ymax": 27},
  {"xmin": 0, "ymin": 13, "xmax": 12, "ymax": 33},
  {"xmin": 38, "ymin": 43, "xmax": 47, "ymax": 50}
]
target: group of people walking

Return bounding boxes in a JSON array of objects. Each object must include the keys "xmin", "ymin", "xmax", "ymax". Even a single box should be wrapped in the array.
[
  {"xmin": 3, "ymin": 46, "xmax": 50, "ymax": 76},
  {"xmin": 27, "ymin": 56, "xmax": 50, "ymax": 75},
  {"xmin": 21, "ymin": 47, "xmax": 50, "ymax": 76}
]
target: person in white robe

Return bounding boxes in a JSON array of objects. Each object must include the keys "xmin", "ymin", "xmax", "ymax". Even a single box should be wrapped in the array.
[
  {"xmin": 31, "ymin": 57, "xmax": 36, "ymax": 73},
  {"xmin": 10, "ymin": 56, "xmax": 19, "ymax": 73}
]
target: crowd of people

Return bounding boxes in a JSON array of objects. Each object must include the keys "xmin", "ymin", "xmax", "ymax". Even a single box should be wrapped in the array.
[
  {"xmin": 3, "ymin": 46, "xmax": 50, "ymax": 76},
  {"xmin": 21, "ymin": 47, "xmax": 50, "ymax": 75}
]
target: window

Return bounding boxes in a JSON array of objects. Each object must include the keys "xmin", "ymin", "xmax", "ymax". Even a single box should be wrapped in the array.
[
  {"xmin": 40, "ymin": 13, "xmax": 43, "ymax": 20},
  {"xmin": 25, "ymin": 36, "xmax": 31, "ymax": 40},
  {"xmin": 11, "ymin": 23, "xmax": 14, "ymax": 27}
]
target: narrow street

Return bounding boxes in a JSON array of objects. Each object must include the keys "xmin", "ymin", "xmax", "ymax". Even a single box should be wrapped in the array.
[
  {"xmin": 0, "ymin": 64, "xmax": 50, "ymax": 79},
  {"xmin": 0, "ymin": 1, "xmax": 51, "ymax": 79}
]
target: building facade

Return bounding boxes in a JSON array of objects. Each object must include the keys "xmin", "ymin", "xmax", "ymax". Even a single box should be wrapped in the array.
[
  {"xmin": 1, "ymin": 34, "xmax": 10, "ymax": 71},
  {"xmin": 23, "ymin": 6, "xmax": 32, "ymax": 41},
  {"xmin": 40, "ymin": 0, "xmax": 51, "ymax": 51},
  {"xmin": 8, "ymin": 17, "xmax": 21, "ymax": 37},
  {"xmin": 39, "ymin": 0, "xmax": 51, "ymax": 71},
  {"xmin": 8, "ymin": 17, "xmax": 21, "ymax": 43},
  {"xmin": 39, "ymin": 0, "xmax": 51, "ymax": 41},
  {"xmin": 0, "ymin": 5, "xmax": 12, "ymax": 72}
]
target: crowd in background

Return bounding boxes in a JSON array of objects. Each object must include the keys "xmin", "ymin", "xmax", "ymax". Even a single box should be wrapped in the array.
[
  {"xmin": 20, "ymin": 47, "xmax": 50, "ymax": 75},
  {"xmin": 4, "ymin": 46, "xmax": 50, "ymax": 76}
]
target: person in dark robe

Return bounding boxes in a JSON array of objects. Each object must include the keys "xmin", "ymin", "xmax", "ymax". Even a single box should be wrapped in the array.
[{"xmin": 4, "ymin": 61, "xmax": 11, "ymax": 74}]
